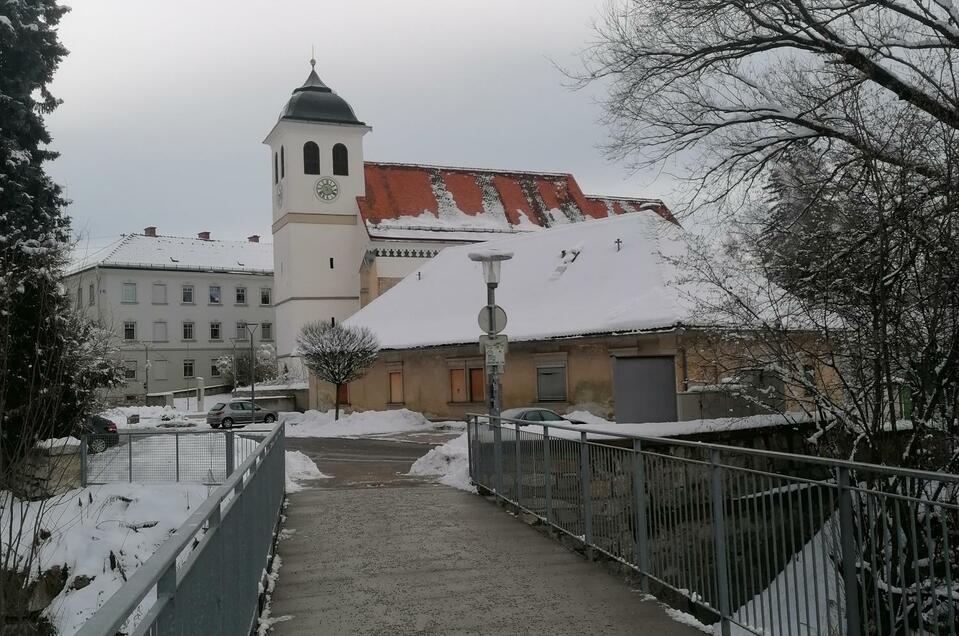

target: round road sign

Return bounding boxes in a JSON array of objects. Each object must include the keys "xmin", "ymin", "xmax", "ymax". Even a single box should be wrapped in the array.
[{"xmin": 478, "ymin": 305, "xmax": 508, "ymax": 334}]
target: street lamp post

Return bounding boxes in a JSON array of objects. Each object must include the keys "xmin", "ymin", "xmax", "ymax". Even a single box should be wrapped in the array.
[
  {"xmin": 240, "ymin": 322, "xmax": 260, "ymax": 425},
  {"xmin": 469, "ymin": 250, "xmax": 513, "ymax": 496}
]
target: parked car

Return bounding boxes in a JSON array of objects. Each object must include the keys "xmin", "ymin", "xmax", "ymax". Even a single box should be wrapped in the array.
[
  {"xmin": 75, "ymin": 415, "xmax": 120, "ymax": 454},
  {"xmin": 499, "ymin": 408, "xmax": 585, "ymax": 425},
  {"xmin": 207, "ymin": 401, "xmax": 278, "ymax": 428}
]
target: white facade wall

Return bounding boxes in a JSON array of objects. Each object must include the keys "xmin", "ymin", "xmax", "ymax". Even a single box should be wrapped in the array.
[{"xmin": 65, "ymin": 266, "xmax": 275, "ymax": 402}]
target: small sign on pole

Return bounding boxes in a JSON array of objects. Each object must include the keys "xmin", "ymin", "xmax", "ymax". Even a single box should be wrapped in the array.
[{"xmin": 480, "ymin": 334, "xmax": 508, "ymax": 370}]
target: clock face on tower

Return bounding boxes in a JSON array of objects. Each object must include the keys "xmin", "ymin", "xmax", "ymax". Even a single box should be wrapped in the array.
[{"xmin": 314, "ymin": 177, "xmax": 340, "ymax": 202}]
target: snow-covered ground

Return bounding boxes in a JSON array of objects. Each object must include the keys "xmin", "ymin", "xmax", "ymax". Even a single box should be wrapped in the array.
[
  {"xmin": 99, "ymin": 392, "xmax": 234, "ymax": 430},
  {"xmin": 281, "ymin": 408, "xmax": 459, "ymax": 438},
  {"xmin": 407, "ymin": 433, "xmax": 475, "ymax": 492},
  {"xmin": 1, "ymin": 482, "xmax": 211, "ymax": 635},
  {"xmin": 285, "ymin": 450, "xmax": 330, "ymax": 493}
]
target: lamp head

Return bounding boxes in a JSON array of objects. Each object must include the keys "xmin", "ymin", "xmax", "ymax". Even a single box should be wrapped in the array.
[{"xmin": 468, "ymin": 250, "xmax": 514, "ymax": 285}]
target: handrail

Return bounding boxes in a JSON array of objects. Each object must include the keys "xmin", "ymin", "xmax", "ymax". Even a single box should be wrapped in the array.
[
  {"xmin": 467, "ymin": 412, "xmax": 959, "ymax": 484},
  {"xmin": 76, "ymin": 423, "xmax": 284, "ymax": 636}
]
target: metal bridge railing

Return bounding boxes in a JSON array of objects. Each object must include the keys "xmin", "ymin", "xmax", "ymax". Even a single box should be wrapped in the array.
[
  {"xmin": 466, "ymin": 414, "xmax": 959, "ymax": 636},
  {"xmin": 75, "ymin": 423, "xmax": 286, "ymax": 636},
  {"xmin": 81, "ymin": 429, "xmax": 264, "ymax": 486}
]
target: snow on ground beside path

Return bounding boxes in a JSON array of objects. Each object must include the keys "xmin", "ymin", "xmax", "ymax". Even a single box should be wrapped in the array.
[
  {"xmin": 88, "ymin": 433, "xmax": 261, "ymax": 483},
  {"xmin": 285, "ymin": 450, "xmax": 330, "ymax": 493},
  {"xmin": 99, "ymin": 393, "xmax": 234, "ymax": 430},
  {"xmin": 280, "ymin": 408, "xmax": 446, "ymax": 438},
  {"xmin": 408, "ymin": 433, "xmax": 475, "ymax": 493},
  {"xmin": 1, "ymin": 482, "xmax": 210, "ymax": 635}
]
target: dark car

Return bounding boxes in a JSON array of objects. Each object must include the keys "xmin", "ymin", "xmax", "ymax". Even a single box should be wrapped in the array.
[
  {"xmin": 499, "ymin": 408, "xmax": 585, "ymax": 425},
  {"xmin": 75, "ymin": 415, "xmax": 120, "ymax": 453},
  {"xmin": 207, "ymin": 401, "xmax": 278, "ymax": 428}
]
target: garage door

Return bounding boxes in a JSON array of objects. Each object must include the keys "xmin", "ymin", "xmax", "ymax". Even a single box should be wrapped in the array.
[{"xmin": 613, "ymin": 356, "xmax": 677, "ymax": 423}]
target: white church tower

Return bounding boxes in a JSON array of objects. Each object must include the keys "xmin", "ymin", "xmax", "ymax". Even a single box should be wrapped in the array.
[{"xmin": 264, "ymin": 60, "xmax": 370, "ymax": 364}]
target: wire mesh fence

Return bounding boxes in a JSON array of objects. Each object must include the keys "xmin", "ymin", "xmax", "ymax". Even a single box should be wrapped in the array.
[
  {"xmin": 81, "ymin": 430, "xmax": 265, "ymax": 485},
  {"xmin": 467, "ymin": 414, "xmax": 959, "ymax": 636}
]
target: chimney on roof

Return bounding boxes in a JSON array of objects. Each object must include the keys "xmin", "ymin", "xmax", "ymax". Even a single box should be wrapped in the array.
[
  {"xmin": 197, "ymin": 231, "xmax": 211, "ymax": 241},
  {"xmin": 144, "ymin": 226, "xmax": 157, "ymax": 237},
  {"xmin": 247, "ymin": 235, "xmax": 260, "ymax": 243}
]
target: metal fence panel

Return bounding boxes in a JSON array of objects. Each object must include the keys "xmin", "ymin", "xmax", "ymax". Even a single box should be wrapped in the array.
[{"xmin": 466, "ymin": 414, "xmax": 959, "ymax": 636}]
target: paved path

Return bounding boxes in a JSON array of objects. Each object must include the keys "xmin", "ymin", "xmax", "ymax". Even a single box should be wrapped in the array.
[{"xmin": 270, "ymin": 436, "xmax": 701, "ymax": 636}]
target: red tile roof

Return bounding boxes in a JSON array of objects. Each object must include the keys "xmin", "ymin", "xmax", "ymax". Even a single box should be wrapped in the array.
[{"xmin": 357, "ymin": 162, "xmax": 674, "ymax": 240}]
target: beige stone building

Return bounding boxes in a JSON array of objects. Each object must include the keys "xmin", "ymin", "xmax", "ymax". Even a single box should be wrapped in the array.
[{"xmin": 306, "ymin": 213, "xmax": 784, "ymax": 422}]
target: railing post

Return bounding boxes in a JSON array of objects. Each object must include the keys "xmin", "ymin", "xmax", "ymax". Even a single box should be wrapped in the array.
[
  {"xmin": 543, "ymin": 425, "xmax": 552, "ymax": 525},
  {"xmin": 514, "ymin": 423, "xmax": 522, "ymax": 505},
  {"xmin": 710, "ymin": 449, "xmax": 732, "ymax": 636},
  {"xmin": 632, "ymin": 439, "xmax": 650, "ymax": 589},
  {"xmin": 174, "ymin": 433, "xmax": 180, "ymax": 482},
  {"xmin": 128, "ymin": 433, "xmax": 134, "ymax": 483},
  {"xmin": 838, "ymin": 467, "xmax": 862, "ymax": 636},
  {"xmin": 155, "ymin": 560, "xmax": 177, "ymax": 631},
  {"xmin": 80, "ymin": 435, "xmax": 88, "ymax": 487},
  {"xmin": 465, "ymin": 415, "xmax": 474, "ymax": 482},
  {"xmin": 225, "ymin": 431, "xmax": 235, "ymax": 479},
  {"xmin": 493, "ymin": 416, "xmax": 504, "ymax": 498},
  {"xmin": 580, "ymin": 431, "xmax": 593, "ymax": 555}
]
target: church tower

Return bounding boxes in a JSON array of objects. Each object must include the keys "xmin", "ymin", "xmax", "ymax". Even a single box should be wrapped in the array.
[{"xmin": 264, "ymin": 60, "xmax": 370, "ymax": 364}]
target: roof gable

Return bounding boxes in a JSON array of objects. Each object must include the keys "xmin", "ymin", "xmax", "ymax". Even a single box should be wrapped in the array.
[{"xmin": 358, "ymin": 162, "xmax": 675, "ymax": 241}]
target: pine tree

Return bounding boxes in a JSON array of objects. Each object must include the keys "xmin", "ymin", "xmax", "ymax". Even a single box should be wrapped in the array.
[{"xmin": 0, "ymin": 1, "xmax": 121, "ymax": 475}]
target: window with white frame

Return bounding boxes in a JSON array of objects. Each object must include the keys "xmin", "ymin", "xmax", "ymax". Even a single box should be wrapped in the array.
[
  {"xmin": 123, "ymin": 321, "xmax": 136, "ymax": 340},
  {"xmin": 261, "ymin": 322, "xmax": 273, "ymax": 340},
  {"xmin": 152, "ymin": 321, "xmax": 168, "ymax": 342},
  {"xmin": 211, "ymin": 363, "xmax": 221, "ymax": 377},
  {"xmin": 260, "ymin": 288, "xmax": 272, "ymax": 306},
  {"xmin": 183, "ymin": 359, "xmax": 195, "ymax": 378},
  {"xmin": 210, "ymin": 321, "xmax": 221, "ymax": 340},
  {"xmin": 182, "ymin": 321, "xmax": 194, "ymax": 341},
  {"xmin": 182, "ymin": 285, "xmax": 194, "ymax": 304},
  {"xmin": 152, "ymin": 283, "xmax": 167, "ymax": 304},
  {"xmin": 236, "ymin": 322, "xmax": 248, "ymax": 340},
  {"xmin": 235, "ymin": 287, "xmax": 246, "ymax": 304},
  {"xmin": 123, "ymin": 360, "xmax": 137, "ymax": 380},
  {"xmin": 209, "ymin": 285, "xmax": 221, "ymax": 304},
  {"xmin": 121, "ymin": 282, "xmax": 137, "ymax": 304},
  {"xmin": 534, "ymin": 353, "xmax": 568, "ymax": 402}
]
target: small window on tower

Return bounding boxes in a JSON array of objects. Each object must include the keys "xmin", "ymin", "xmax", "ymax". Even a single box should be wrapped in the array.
[
  {"xmin": 273, "ymin": 153, "xmax": 278, "ymax": 184},
  {"xmin": 303, "ymin": 142, "xmax": 320, "ymax": 175},
  {"xmin": 332, "ymin": 143, "xmax": 348, "ymax": 176},
  {"xmin": 280, "ymin": 146, "xmax": 285, "ymax": 178},
  {"xmin": 329, "ymin": 257, "xmax": 334, "ymax": 269}
]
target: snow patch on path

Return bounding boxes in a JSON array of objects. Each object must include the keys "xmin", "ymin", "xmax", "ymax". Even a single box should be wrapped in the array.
[
  {"xmin": 285, "ymin": 450, "xmax": 330, "ymax": 493},
  {"xmin": 281, "ymin": 408, "xmax": 443, "ymax": 438},
  {"xmin": 408, "ymin": 433, "xmax": 476, "ymax": 493}
]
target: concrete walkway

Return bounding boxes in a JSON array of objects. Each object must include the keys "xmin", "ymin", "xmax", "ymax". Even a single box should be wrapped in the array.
[{"xmin": 270, "ymin": 437, "xmax": 702, "ymax": 636}]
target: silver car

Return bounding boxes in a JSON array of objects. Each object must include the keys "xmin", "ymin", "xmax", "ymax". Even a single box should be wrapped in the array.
[
  {"xmin": 500, "ymin": 407, "xmax": 584, "ymax": 425},
  {"xmin": 207, "ymin": 401, "xmax": 277, "ymax": 428}
]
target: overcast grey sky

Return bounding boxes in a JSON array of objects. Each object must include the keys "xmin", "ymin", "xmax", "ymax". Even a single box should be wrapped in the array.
[{"xmin": 47, "ymin": 0, "xmax": 675, "ymax": 244}]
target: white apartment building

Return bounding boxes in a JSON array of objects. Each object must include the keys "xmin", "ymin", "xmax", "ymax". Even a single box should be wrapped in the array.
[{"xmin": 66, "ymin": 228, "xmax": 274, "ymax": 404}]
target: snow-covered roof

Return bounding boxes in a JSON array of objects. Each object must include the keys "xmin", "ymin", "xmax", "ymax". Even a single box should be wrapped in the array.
[
  {"xmin": 68, "ymin": 233, "xmax": 273, "ymax": 275},
  {"xmin": 345, "ymin": 212, "xmax": 694, "ymax": 349},
  {"xmin": 359, "ymin": 162, "xmax": 675, "ymax": 242}
]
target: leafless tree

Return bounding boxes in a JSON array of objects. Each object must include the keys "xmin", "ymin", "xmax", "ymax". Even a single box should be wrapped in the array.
[
  {"xmin": 579, "ymin": 0, "xmax": 959, "ymax": 214},
  {"xmin": 296, "ymin": 322, "xmax": 379, "ymax": 420}
]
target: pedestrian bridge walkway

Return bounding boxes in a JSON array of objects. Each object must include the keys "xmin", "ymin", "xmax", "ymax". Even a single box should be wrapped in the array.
[{"xmin": 270, "ymin": 437, "xmax": 699, "ymax": 635}]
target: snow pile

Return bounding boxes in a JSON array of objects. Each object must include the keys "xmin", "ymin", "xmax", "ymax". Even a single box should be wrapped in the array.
[
  {"xmin": 281, "ymin": 408, "xmax": 441, "ymax": 438},
  {"xmin": 1, "ymin": 483, "xmax": 210, "ymax": 635},
  {"xmin": 99, "ymin": 393, "xmax": 235, "ymax": 429},
  {"xmin": 285, "ymin": 450, "xmax": 330, "ymax": 493},
  {"xmin": 88, "ymin": 433, "xmax": 261, "ymax": 484},
  {"xmin": 101, "ymin": 404, "xmax": 179, "ymax": 428},
  {"xmin": 408, "ymin": 433, "xmax": 476, "ymax": 492},
  {"xmin": 35, "ymin": 437, "xmax": 81, "ymax": 454},
  {"xmin": 346, "ymin": 213, "xmax": 693, "ymax": 349}
]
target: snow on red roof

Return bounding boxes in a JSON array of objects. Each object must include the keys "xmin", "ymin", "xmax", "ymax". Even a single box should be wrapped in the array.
[{"xmin": 358, "ymin": 162, "xmax": 674, "ymax": 241}]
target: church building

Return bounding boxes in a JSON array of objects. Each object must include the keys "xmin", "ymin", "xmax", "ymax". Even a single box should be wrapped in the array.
[{"xmin": 265, "ymin": 62, "xmax": 674, "ymax": 367}]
